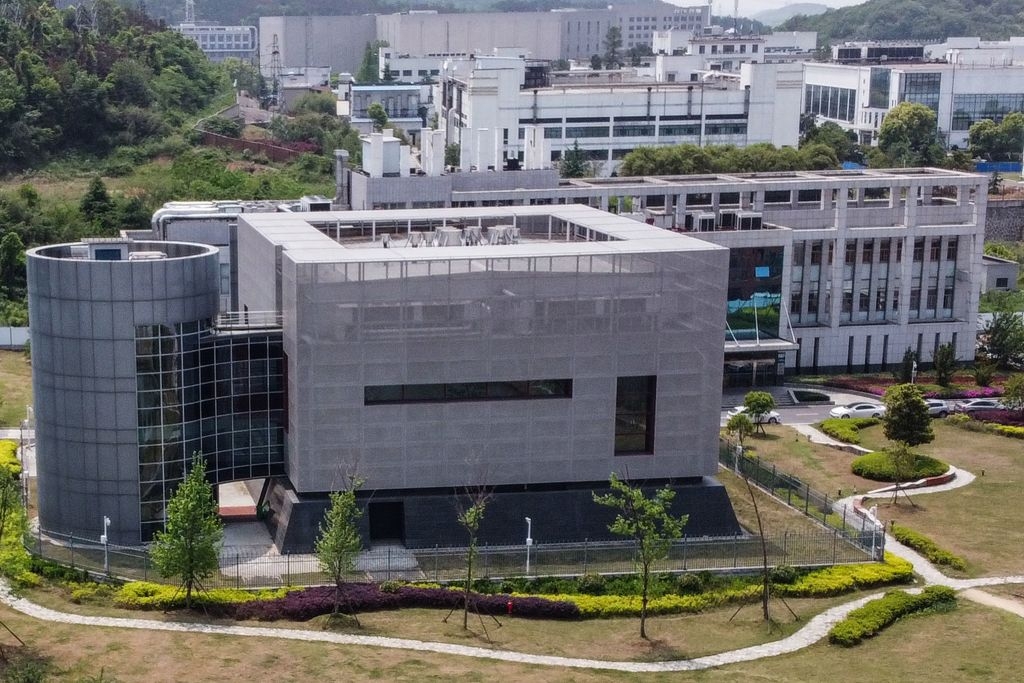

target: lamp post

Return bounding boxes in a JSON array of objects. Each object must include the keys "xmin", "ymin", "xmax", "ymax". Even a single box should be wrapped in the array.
[
  {"xmin": 101, "ymin": 515, "xmax": 111, "ymax": 575},
  {"xmin": 911, "ymin": 360, "xmax": 918, "ymax": 384},
  {"xmin": 525, "ymin": 516, "xmax": 533, "ymax": 575}
]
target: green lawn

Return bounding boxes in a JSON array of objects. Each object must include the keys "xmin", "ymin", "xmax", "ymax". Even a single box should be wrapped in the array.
[
  {"xmin": 0, "ymin": 349, "xmax": 32, "ymax": 427},
  {"xmin": 740, "ymin": 422, "xmax": 1024, "ymax": 577},
  {"xmin": 0, "ymin": 599, "xmax": 1020, "ymax": 682}
]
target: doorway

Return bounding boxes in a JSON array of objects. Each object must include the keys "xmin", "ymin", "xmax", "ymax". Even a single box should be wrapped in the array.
[{"xmin": 368, "ymin": 501, "xmax": 405, "ymax": 543}]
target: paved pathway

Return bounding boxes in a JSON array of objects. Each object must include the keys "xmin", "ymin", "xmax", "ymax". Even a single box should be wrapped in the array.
[
  {"xmin": 0, "ymin": 469, "xmax": 1020, "ymax": 673},
  {"xmin": 791, "ymin": 424, "xmax": 871, "ymax": 452}
]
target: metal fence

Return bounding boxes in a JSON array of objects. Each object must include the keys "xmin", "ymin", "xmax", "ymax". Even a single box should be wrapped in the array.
[
  {"xmin": 718, "ymin": 438, "xmax": 884, "ymax": 561},
  {"xmin": 28, "ymin": 525, "xmax": 879, "ymax": 590}
]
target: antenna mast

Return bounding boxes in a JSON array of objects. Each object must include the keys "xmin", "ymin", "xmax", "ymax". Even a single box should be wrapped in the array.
[{"xmin": 184, "ymin": 0, "xmax": 195, "ymax": 24}]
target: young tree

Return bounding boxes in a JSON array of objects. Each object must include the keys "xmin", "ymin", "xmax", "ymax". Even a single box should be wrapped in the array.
[
  {"xmin": 150, "ymin": 454, "xmax": 223, "ymax": 609},
  {"xmin": 315, "ymin": 477, "xmax": 365, "ymax": 623},
  {"xmin": 367, "ymin": 102, "xmax": 389, "ymax": 132},
  {"xmin": 444, "ymin": 143, "xmax": 461, "ymax": 168},
  {"xmin": 603, "ymin": 26, "xmax": 622, "ymax": 69},
  {"xmin": 882, "ymin": 384, "xmax": 934, "ymax": 447},
  {"xmin": 887, "ymin": 441, "xmax": 918, "ymax": 506},
  {"xmin": 726, "ymin": 412, "xmax": 754, "ymax": 457},
  {"xmin": 80, "ymin": 176, "xmax": 113, "ymax": 226},
  {"xmin": 932, "ymin": 342, "xmax": 957, "ymax": 387},
  {"xmin": 894, "ymin": 347, "xmax": 917, "ymax": 383},
  {"xmin": 593, "ymin": 474, "xmax": 687, "ymax": 639},
  {"xmin": 1002, "ymin": 373, "xmax": 1024, "ymax": 413},
  {"xmin": 589, "ymin": 54, "xmax": 602, "ymax": 70},
  {"xmin": 455, "ymin": 487, "xmax": 490, "ymax": 630},
  {"xmin": 743, "ymin": 390, "xmax": 776, "ymax": 434},
  {"xmin": 355, "ymin": 40, "xmax": 389, "ymax": 84},
  {"xmin": 559, "ymin": 140, "xmax": 589, "ymax": 178},
  {"xmin": 983, "ymin": 312, "xmax": 1024, "ymax": 369}
]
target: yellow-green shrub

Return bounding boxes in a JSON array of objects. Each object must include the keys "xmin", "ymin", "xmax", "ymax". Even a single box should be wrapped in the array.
[
  {"xmin": 819, "ymin": 418, "xmax": 879, "ymax": 444},
  {"xmin": 891, "ymin": 524, "xmax": 967, "ymax": 571},
  {"xmin": 991, "ymin": 424, "xmax": 1024, "ymax": 440},
  {"xmin": 115, "ymin": 581, "xmax": 289, "ymax": 609},
  {"xmin": 0, "ymin": 441, "xmax": 20, "ymax": 478},
  {"xmin": 828, "ymin": 586, "xmax": 956, "ymax": 646},
  {"xmin": 529, "ymin": 585, "xmax": 761, "ymax": 618},
  {"xmin": 777, "ymin": 554, "xmax": 914, "ymax": 597},
  {"xmin": 67, "ymin": 581, "xmax": 116, "ymax": 604}
]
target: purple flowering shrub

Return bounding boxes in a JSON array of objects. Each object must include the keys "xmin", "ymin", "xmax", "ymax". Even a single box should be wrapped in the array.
[
  {"xmin": 233, "ymin": 583, "xmax": 580, "ymax": 622},
  {"xmin": 970, "ymin": 409, "xmax": 1024, "ymax": 426},
  {"xmin": 819, "ymin": 373, "xmax": 1007, "ymax": 399}
]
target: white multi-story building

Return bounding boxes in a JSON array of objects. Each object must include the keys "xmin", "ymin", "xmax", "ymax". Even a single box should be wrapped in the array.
[
  {"xmin": 440, "ymin": 56, "xmax": 802, "ymax": 175},
  {"xmin": 176, "ymin": 23, "xmax": 258, "ymax": 63},
  {"xmin": 803, "ymin": 61, "xmax": 1024, "ymax": 148}
]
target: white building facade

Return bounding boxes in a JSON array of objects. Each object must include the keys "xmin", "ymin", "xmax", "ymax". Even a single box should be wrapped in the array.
[{"xmin": 441, "ymin": 57, "xmax": 802, "ymax": 176}]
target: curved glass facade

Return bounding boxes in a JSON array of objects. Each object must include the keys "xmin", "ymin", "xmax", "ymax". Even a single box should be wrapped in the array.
[{"xmin": 136, "ymin": 321, "xmax": 285, "ymax": 540}]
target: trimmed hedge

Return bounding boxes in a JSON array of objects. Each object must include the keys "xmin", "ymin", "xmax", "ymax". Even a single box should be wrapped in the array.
[
  {"xmin": 948, "ymin": 412, "xmax": 1024, "ymax": 440},
  {"xmin": 541, "ymin": 555, "xmax": 914, "ymax": 617},
  {"xmin": 851, "ymin": 451, "xmax": 948, "ymax": 482},
  {"xmin": 0, "ymin": 440, "xmax": 21, "ymax": 478},
  {"xmin": 234, "ymin": 584, "xmax": 581, "ymax": 621},
  {"xmin": 828, "ymin": 586, "xmax": 956, "ymax": 646},
  {"xmin": 971, "ymin": 409, "xmax": 1024, "ymax": 426},
  {"xmin": 819, "ymin": 418, "xmax": 880, "ymax": 445},
  {"xmin": 891, "ymin": 524, "xmax": 967, "ymax": 572},
  {"xmin": 115, "ymin": 582, "xmax": 289, "ymax": 610}
]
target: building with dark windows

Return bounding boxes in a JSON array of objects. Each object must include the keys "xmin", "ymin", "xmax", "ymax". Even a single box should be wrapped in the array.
[{"xmin": 29, "ymin": 206, "xmax": 740, "ymax": 551}]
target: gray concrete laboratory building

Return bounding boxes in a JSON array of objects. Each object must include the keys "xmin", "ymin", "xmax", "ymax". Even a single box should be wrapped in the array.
[{"xmin": 28, "ymin": 206, "xmax": 740, "ymax": 551}]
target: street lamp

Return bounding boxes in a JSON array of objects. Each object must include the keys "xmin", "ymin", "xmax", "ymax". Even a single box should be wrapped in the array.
[
  {"xmin": 525, "ymin": 517, "xmax": 533, "ymax": 575},
  {"xmin": 101, "ymin": 515, "xmax": 111, "ymax": 575},
  {"xmin": 911, "ymin": 360, "xmax": 918, "ymax": 384}
]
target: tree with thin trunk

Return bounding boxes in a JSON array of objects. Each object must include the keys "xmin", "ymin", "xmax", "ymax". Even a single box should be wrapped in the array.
[
  {"xmin": 593, "ymin": 473, "xmax": 687, "ymax": 639},
  {"xmin": 887, "ymin": 441, "xmax": 918, "ymax": 507},
  {"xmin": 1002, "ymin": 373, "xmax": 1024, "ymax": 414},
  {"xmin": 315, "ymin": 476, "xmax": 364, "ymax": 625},
  {"xmin": 455, "ymin": 486, "xmax": 491, "ymax": 630},
  {"xmin": 150, "ymin": 453, "xmax": 223, "ymax": 609},
  {"xmin": 726, "ymin": 412, "xmax": 754, "ymax": 461},
  {"xmin": 743, "ymin": 390, "xmax": 776, "ymax": 435},
  {"xmin": 932, "ymin": 342, "xmax": 957, "ymax": 387}
]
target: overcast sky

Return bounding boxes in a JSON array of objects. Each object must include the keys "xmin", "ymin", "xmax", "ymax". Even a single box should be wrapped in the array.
[{"xmin": 669, "ymin": 0, "xmax": 867, "ymax": 16}]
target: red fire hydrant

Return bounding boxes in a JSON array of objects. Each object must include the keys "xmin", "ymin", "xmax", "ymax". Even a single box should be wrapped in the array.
[{"xmin": 506, "ymin": 599, "xmax": 514, "ymax": 615}]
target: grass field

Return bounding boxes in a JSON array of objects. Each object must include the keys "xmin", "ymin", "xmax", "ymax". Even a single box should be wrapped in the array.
[
  {"xmin": 0, "ymin": 349, "xmax": 32, "ymax": 427},
  {"xmin": 741, "ymin": 421, "xmax": 1024, "ymax": 577},
  {"xmin": 0, "ymin": 599, "xmax": 1019, "ymax": 682}
]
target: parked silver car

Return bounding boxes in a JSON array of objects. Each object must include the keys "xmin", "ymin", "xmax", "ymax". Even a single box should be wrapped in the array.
[
  {"xmin": 726, "ymin": 405, "xmax": 782, "ymax": 424},
  {"xmin": 828, "ymin": 402, "xmax": 886, "ymax": 419},
  {"xmin": 924, "ymin": 399, "xmax": 950, "ymax": 418},
  {"xmin": 953, "ymin": 398, "xmax": 1007, "ymax": 413}
]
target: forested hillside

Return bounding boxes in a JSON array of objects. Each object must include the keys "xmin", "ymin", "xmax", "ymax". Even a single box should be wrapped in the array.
[
  {"xmin": 781, "ymin": 0, "xmax": 1024, "ymax": 43},
  {"xmin": 0, "ymin": 0, "xmax": 222, "ymax": 172}
]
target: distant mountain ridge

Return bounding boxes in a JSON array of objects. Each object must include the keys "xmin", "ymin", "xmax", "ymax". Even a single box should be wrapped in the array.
[
  {"xmin": 753, "ymin": 3, "xmax": 829, "ymax": 27},
  {"xmin": 780, "ymin": 0, "xmax": 1024, "ymax": 42}
]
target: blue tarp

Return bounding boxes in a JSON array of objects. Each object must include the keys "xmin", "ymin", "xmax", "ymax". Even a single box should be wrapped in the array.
[{"xmin": 975, "ymin": 161, "xmax": 1022, "ymax": 173}]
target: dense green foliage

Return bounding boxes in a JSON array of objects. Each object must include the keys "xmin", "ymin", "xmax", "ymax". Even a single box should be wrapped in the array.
[
  {"xmin": 0, "ymin": 440, "xmax": 21, "ymax": 478},
  {"xmin": 828, "ymin": 586, "xmax": 956, "ymax": 647},
  {"xmin": 969, "ymin": 113, "xmax": 1024, "ymax": 161},
  {"xmin": 0, "ymin": 0, "xmax": 222, "ymax": 172},
  {"xmin": 781, "ymin": 0, "xmax": 1024, "ymax": 42},
  {"xmin": 877, "ymin": 103, "xmax": 944, "ymax": 167},
  {"xmin": 150, "ymin": 454, "xmax": 223, "ymax": 608},
  {"xmin": 981, "ymin": 311, "xmax": 1024, "ymax": 369},
  {"xmin": 619, "ymin": 142, "xmax": 839, "ymax": 177},
  {"xmin": 890, "ymin": 524, "xmax": 968, "ymax": 571},
  {"xmin": 882, "ymin": 384, "xmax": 934, "ymax": 447},
  {"xmin": 115, "ymin": 581, "xmax": 289, "ymax": 609},
  {"xmin": 851, "ymin": 451, "xmax": 948, "ymax": 482},
  {"xmin": 818, "ymin": 417, "xmax": 880, "ymax": 444}
]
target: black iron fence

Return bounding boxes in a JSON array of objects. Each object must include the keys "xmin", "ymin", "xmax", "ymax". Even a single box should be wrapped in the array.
[{"xmin": 718, "ymin": 438, "xmax": 885, "ymax": 561}]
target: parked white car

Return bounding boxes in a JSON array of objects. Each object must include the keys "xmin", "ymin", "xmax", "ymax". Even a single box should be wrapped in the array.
[
  {"xmin": 828, "ymin": 402, "xmax": 886, "ymax": 419},
  {"xmin": 924, "ymin": 399, "xmax": 950, "ymax": 418},
  {"xmin": 726, "ymin": 405, "xmax": 782, "ymax": 424},
  {"xmin": 953, "ymin": 398, "xmax": 1007, "ymax": 414}
]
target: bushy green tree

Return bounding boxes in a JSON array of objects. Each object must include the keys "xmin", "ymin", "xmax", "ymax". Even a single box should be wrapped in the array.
[
  {"xmin": 603, "ymin": 26, "xmax": 622, "ymax": 69},
  {"xmin": 877, "ymin": 102, "xmax": 944, "ymax": 167},
  {"xmin": 150, "ymin": 454, "xmax": 223, "ymax": 608},
  {"xmin": 593, "ymin": 474, "xmax": 687, "ymax": 639},
  {"xmin": 559, "ymin": 140, "xmax": 590, "ymax": 178},
  {"xmin": 932, "ymin": 342, "xmax": 957, "ymax": 387},
  {"xmin": 894, "ymin": 348, "xmax": 917, "ymax": 383},
  {"xmin": 726, "ymin": 413, "xmax": 754, "ymax": 455},
  {"xmin": 882, "ymin": 384, "xmax": 933, "ymax": 447},
  {"xmin": 982, "ymin": 312, "xmax": 1024, "ymax": 369},
  {"xmin": 367, "ymin": 102, "xmax": 389, "ymax": 132},
  {"xmin": 743, "ymin": 390, "xmax": 777, "ymax": 434},
  {"xmin": 316, "ymin": 477, "xmax": 364, "ymax": 622},
  {"xmin": 444, "ymin": 143, "xmax": 461, "ymax": 168},
  {"xmin": 1002, "ymin": 373, "xmax": 1024, "ymax": 413}
]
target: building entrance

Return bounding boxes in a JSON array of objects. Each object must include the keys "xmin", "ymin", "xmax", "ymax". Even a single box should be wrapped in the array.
[{"xmin": 368, "ymin": 501, "xmax": 405, "ymax": 543}]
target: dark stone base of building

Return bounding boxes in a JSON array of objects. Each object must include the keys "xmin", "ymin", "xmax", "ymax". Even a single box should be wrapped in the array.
[{"xmin": 265, "ymin": 476, "xmax": 742, "ymax": 554}]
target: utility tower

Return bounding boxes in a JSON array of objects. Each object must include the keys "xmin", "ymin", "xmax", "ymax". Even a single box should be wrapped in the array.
[{"xmin": 184, "ymin": 0, "xmax": 195, "ymax": 24}]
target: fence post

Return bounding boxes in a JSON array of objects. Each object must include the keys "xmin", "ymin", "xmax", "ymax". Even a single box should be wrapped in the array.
[
  {"xmin": 387, "ymin": 547, "xmax": 392, "ymax": 581},
  {"xmin": 37, "ymin": 526, "xmax": 42, "ymax": 556},
  {"xmin": 783, "ymin": 531, "xmax": 788, "ymax": 565},
  {"xmin": 286, "ymin": 552, "xmax": 291, "ymax": 587},
  {"xmin": 832, "ymin": 529, "xmax": 838, "ymax": 564},
  {"xmin": 144, "ymin": 554, "xmax": 148, "ymax": 582},
  {"xmin": 483, "ymin": 543, "xmax": 490, "ymax": 578},
  {"xmin": 804, "ymin": 483, "xmax": 810, "ymax": 515},
  {"xmin": 434, "ymin": 544, "xmax": 439, "ymax": 582},
  {"xmin": 842, "ymin": 505, "xmax": 848, "ymax": 530},
  {"xmin": 733, "ymin": 533, "xmax": 739, "ymax": 568},
  {"xmin": 69, "ymin": 535, "xmax": 74, "ymax": 569},
  {"xmin": 583, "ymin": 538, "xmax": 589, "ymax": 575},
  {"xmin": 771, "ymin": 463, "xmax": 777, "ymax": 492},
  {"xmin": 681, "ymin": 533, "xmax": 687, "ymax": 571},
  {"xmin": 236, "ymin": 553, "xmax": 240, "ymax": 589},
  {"xmin": 823, "ymin": 494, "xmax": 830, "ymax": 523}
]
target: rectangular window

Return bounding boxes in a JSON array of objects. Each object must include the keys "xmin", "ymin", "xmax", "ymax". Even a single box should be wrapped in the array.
[
  {"xmin": 879, "ymin": 238, "xmax": 891, "ymax": 262},
  {"xmin": 365, "ymin": 379, "xmax": 572, "ymax": 405},
  {"xmin": 615, "ymin": 376, "xmax": 656, "ymax": 455},
  {"xmin": 946, "ymin": 238, "xmax": 958, "ymax": 261},
  {"xmin": 913, "ymin": 238, "xmax": 925, "ymax": 262},
  {"xmin": 862, "ymin": 240, "xmax": 874, "ymax": 263},
  {"xmin": 810, "ymin": 243, "xmax": 822, "ymax": 265},
  {"xmin": 926, "ymin": 288, "xmax": 938, "ymax": 309},
  {"xmin": 845, "ymin": 241, "xmax": 857, "ymax": 265},
  {"xmin": 929, "ymin": 239, "xmax": 941, "ymax": 261},
  {"xmin": 564, "ymin": 126, "xmax": 609, "ymax": 138}
]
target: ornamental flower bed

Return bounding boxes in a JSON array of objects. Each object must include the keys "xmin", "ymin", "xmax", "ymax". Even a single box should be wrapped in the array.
[
  {"xmin": 806, "ymin": 372, "xmax": 1008, "ymax": 399},
  {"xmin": 969, "ymin": 409, "xmax": 1024, "ymax": 426},
  {"xmin": 233, "ymin": 583, "xmax": 581, "ymax": 622}
]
